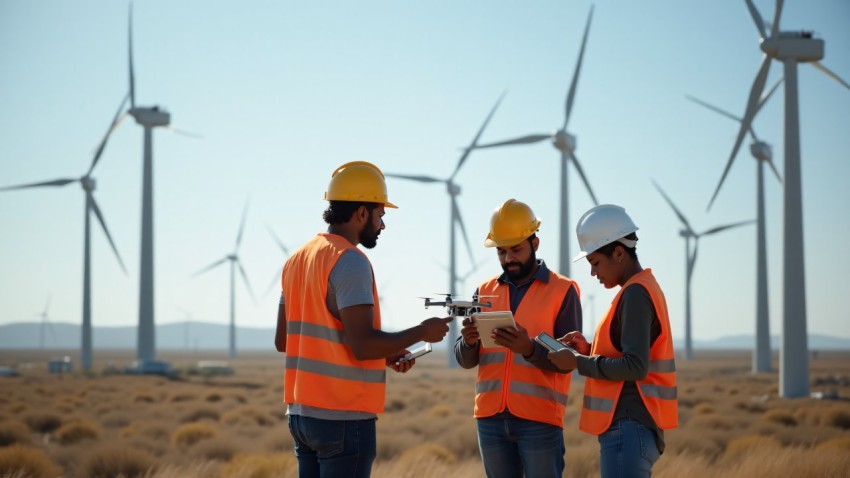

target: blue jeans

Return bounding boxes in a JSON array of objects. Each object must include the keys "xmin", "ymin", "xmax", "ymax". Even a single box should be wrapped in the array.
[
  {"xmin": 598, "ymin": 418, "xmax": 660, "ymax": 478},
  {"xmin": 477, "ymin": 415, "xmax": 565, "ymax": 478},
  {"xmin": 287, "ymin": 415, "xmax": 377, "ymax": 478}
]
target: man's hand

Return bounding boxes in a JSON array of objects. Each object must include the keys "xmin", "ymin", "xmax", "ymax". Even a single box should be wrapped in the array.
[
  {"xmin": 493, "ymin": 322, "xmax": 534, "ymax": 357},
  {"xmin": 548, "ymin": 348, "xmax": 578, "ymax": 371},
  {"xmin": 460, "ymin": 317, "xmax": 480, "ymax": 346},
  {"xmin": 560, "ymin": 331, "xmax": 590, "ymax": 355},
  {"xmin": 419, "ymin": 316, "xmax": 453, "ymax": 342},
  {"xmin": 387, "ymin": 351, "xmax": 414, "ymax": 373}
]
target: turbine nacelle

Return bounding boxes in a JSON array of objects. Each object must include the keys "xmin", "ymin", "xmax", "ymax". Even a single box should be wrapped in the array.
[
  {"xmin": 80, "ymin": 176, "xmax": 96, "ymax": 192},
  {"xmin": 446, "ymin": 181, "xmax": 460, "ymax": 196},
  {"xmin": 750, "ymin": 141, "xmax": 772, "ymax": 162},
  {"xmin": 552, "ymin": 129, "xmax": 576, "ymax": 153},
  {"xmin": 129, "ymin": 106, "xmax": 171, "ymax": 127},
  {"xmin": 760, "ymin": 34, "xmax": 824, "ymax": 62}
]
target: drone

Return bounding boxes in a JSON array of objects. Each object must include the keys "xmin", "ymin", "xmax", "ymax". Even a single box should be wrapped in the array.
[{"xmin": 422, "ymin": 293, "xmax": 494, "ymax": 318}]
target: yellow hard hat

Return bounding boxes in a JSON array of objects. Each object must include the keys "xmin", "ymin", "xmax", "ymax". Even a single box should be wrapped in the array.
[
  {"xmin": 484, "ymin": 199, "xmax": 541, "ymax": 248},
  {"xmin": 324, "ymin": 161, "xmax": 398, "ymax": 208}
]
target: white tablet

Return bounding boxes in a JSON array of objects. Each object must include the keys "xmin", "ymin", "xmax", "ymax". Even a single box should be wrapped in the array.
[{"xmin": 471, "ymin": 311, "xmax": 517, "ymax": 349}]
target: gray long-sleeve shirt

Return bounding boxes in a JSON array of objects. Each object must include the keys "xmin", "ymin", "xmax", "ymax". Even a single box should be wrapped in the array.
[
  {"xmin": 575, "ymin": 283, "xmax": 665, "ymax": 452},
  {"xmin": 453, "ymin": 260, "xmax": 582, "ymax": 373}
]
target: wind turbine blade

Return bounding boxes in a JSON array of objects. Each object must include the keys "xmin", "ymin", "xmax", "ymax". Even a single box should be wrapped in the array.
[
  {"xmin": 687, "ymin": 241, "xmax": 699, "ymax": 281},
  {"xmin": 811, "ymin": 62, "xmax": 850, "ymax": 91},
  {"xmin": 651, "ymin": 180, "xmax": 695, "ymax": 235},
  {"xmin": 766, "ymin": 157, "xmax": 782, "ymax": 183},
  {"xmin": 452, "ymin": 199, "xmax": 475, "ymax": 266},
  {"xmin": 700, "ymin": 219, "xmax": 755, "ymax": 236},
  {"xmin": 88, "ymin": 95, "xmax": 129, "ymax": 175},
  {"xmin": 385, "ymin": 173, "xmax": 443, "ymax": 184},
  {"xmin": 569, "ymin": 151, "xmax": 598, "ymax": 205},
  {"xmin": 756, "ymin": 77, "xmax": 784, "ymax": 113},
  {"xmin": 744, "ymin": 0, "xmax": 768, "ymax": 38},
  {"xmin": 235, "ymin": 200, "xmax": 250, "ymax": 251},
  {"xmin": 770, "ymin": 0, "xmax": 784, "ymax": 37},
  {"xmin": 166, "ymin": 126, "xmax": 204, "ymax": 139},
  {"xmin": 128, "ymin": 2, "xmax": 136, "ymax": 108},
  {"xmin": 685, "ymin": 95, "xmax": 742, "ymax": 123},
  {"xmin": 707, "ymin": 55, "xmax": 772, "ymax": 211},
  {"xmin": 451, "ymin": 90, "xmax": 507, "ymax": 180},
  {"xmin": 89, "ymin": 194, "xmax": 127, "ymax": 274},
  {"xmin": 266, "ymin": 224, "xmax": 290, "ymax": 256},
  {"xmin": 0, "ymin": 178, "xmax": 78, "ymax": 191},
  {"xmin": 265, "ymin": 268, "xmax": 283, "ymax": 297},
  {"xmin": 563, "ymin": 5, "xmax": 594, "ymax": 130},
  {"xmin": 473, "ymin": 134, "xmax": 551, "ymax": 149},
  {"xmin": 237, "ymin": 260, "xmax": 257, "ymax": 303},
  {"xmin": 192, "ymin": 257, "xmax": 229, "ymax": 277}
]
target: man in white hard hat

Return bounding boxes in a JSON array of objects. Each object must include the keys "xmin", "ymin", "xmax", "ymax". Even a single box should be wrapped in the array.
[
  {"xmin": 454, "ymin": 198, "xmax": 582, "ymax": 478},
  {"xmin": 275, "ymin": 161, "xmax": 453, "ymax": 478},
  {"xmin": 548, "ymin": 204, "xmax": 678, "ymax": 478}
]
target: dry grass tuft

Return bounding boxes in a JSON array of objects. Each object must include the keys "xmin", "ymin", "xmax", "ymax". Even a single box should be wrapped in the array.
[
  {"xmin": 181, "ymin": 407, "xmax": 221, "ymax": 423},
  {"xmin": 218, "ymin": 452, "xmax": 297, "ymax": 478},
  {"xmin": 171, "ymin": 422, "xmax": 218, "ymax": 449},
  {"xmin": 692, "ymin": 402, "xmax": 715, "ymax": 414},
  {"xmin": 77, "ymin": 444, "xmax": 156, "ymax": 478},
  {"xmin": 397, "ymin": 442, "xmax": 456, "ymax": 466},
  {"xmin": 0, "ymin": 421, "xmax": 31, "ymax": 447},
  {"xmin": 54, "ymin": 420, "xmax": 101, "ymax": 445},
  {"xmin": 169, "ymin": 392, "xmax": 198, "ymax": 403},
  {"xmin": 815, "ymin": 436, "xmax": 850, "ymax": 453},
  {"xmin": 721, "ymin": 434, "xmax": 782, "ymax": 463},
  {"xmin": 189, "ymin": 436, "xmax": 243, "ymax": 462},
  {"xmin": 203, "ymin": 391, "xmax": 224, "ymax": 402},
  {"xmin": 762, "ymin": 408, "xmax": 797, "ymax": 426},
  {"xmin": 427, "ymin": 404, "xmax": 452, "ymax": 418},
  {"xmin": 120, "ymin": 421, "xmax": 171, "ymax": 441},
  {"xmin": 220, "ymin": 406, "xmax": 275, "ymax": 427},
  {"xmin": 22, "ymin": 411, "xmax": 62, "ymax": 434},
  {"xmin": 0, "ymin": 444, "xmax": 62, "ymax": 478},
  {"xmin": 686, "ymin": 414, "xmax": 734, "ymax": 431},
  {"xmin": 822, "ymin": 406, "xmax": 850, "ymax": 430},
  {"xmin": 133, "ymin": 392, "xmax": 157, "ymax": 404}
]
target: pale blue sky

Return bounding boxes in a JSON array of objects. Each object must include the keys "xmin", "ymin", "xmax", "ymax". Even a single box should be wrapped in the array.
[{"xmin": 1, "ymin": 1, "xmax": 849, "ymax": 350}]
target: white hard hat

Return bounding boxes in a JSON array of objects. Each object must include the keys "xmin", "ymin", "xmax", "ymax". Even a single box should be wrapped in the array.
[{"xmin": 573, "ymin": 204, "xmax": 639, "ymax": 262}]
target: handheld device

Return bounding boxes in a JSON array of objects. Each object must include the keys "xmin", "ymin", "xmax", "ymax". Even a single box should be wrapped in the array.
[
  {"xmin": 534, "ymin": 332, "xmax": 571, "ymax": 353},
  {"xmin": 399, "ymin": 342, "xmax": 432, "ymax": 362}
]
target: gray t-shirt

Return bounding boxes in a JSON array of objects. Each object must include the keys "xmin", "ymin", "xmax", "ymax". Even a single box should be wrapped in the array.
[{"xmin": 282, "ymin": 248, "xmax": 378, "ymax": 420}]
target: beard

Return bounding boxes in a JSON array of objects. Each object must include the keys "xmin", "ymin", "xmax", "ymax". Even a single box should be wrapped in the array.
[
  {"xmin": 501, "ymin": 249, "xmax": 537, "ymax": 282},
  {"xmin": 359, "ymin": 221, "xmax": 381, "ymax": 249}
]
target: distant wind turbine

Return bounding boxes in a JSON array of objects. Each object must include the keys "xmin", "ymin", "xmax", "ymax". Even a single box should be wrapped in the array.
[
  {"xmin": 714, "ymin": 0, "xmax": 850, "ymax": 397},
  {"xmin": 386, "ymin": 91, "xmax": 505, "ymax": 367},
  {"xmin": 470, "ymin": 6, "xmax": 599, "ymax": 278},
  {"xmin": 1, "ymin": 102, "xmax": 127, "ymax": 370},
  {"xmin": 653, "ymin": 180, "xmax": 754, "ymax": 361},
  {"xmin": 193, "ymin": 202, "xmax": 255, "ymax": 359},
  {"xmin": 686, "ymin": 78, "xmax": 783, "ymax": 373},
  {"xmin": 35, "ymin": 295, "xmax": 58, "ymax": 350}
]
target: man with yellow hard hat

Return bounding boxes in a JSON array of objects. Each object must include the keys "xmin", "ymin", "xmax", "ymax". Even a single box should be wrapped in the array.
[
  {"xmin": 275, "ymin": 161, "xmax": 452, "ymax": 478},
  {"xmin": 454, "ymin": 198, "xmax": 582, "ymax": 478}
]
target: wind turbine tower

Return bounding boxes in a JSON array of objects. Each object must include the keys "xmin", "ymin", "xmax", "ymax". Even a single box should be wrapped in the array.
[
  {"xmin": 471, "ymin": 7, "xmax": 599, "ymax": 278},
  {"xmin": 654, "ymin": 181, "xmax": 753, "ymax": 360},
  {"xmin": 687, "ymin": 78, "xmax": 783, "ymax": 373},
  {"xmin": 718, "ymin": 0, "xmax": 850, "ymax": 397},
  {"xmin": 386, "ymin": 92, "xmax": 504, "ymax": 367}
]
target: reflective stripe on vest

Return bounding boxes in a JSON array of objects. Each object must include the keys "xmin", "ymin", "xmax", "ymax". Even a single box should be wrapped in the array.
[
  {"xmin": 579, "ymin": 269, "xmax": 678, "ymax": 435},
  {"xmin": 287, "ymin": 320, "xmax": 345, "ymax": 344},
  {"xmin": 285, "ymin": 355, "xmax": 386, "ymax": 384},
  {"xmin": 473, "ymin": 271, "xmax": 577, "ymax": 428}
]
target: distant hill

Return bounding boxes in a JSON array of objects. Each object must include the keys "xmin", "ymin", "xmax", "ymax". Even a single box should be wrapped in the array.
[{"xmin": 1, "ymin": 321, "xmax": 848, "ymax": 351}]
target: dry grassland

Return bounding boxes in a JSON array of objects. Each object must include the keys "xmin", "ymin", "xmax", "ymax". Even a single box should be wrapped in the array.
[{"xmin": 1, "ymin": 349, "xmax": 849, "ymax": 477}]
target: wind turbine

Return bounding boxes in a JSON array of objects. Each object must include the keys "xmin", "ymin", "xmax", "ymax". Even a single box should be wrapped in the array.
[
  {"xmin": 35, "ymin": 295, "xmax": 57, "ymax": 350},
  {"xmin": 1, "ymin": 101, "xmax": 128, "ymax": 370},
  {"xmin": 654, "ymin": 181, "xmax": 754, "ymax": 361},
  {"xmin": 193, "ymin": 202, "xmax": 255, "ymax": 359},
  {"xmin": 471, "ymin": 6, "xmax": 598, "ymax": 278},
  {"xmin": 386, "ymin": 92, "xmax": 504, "ymax": 367},
  {"xmin": 687, "ymin": 78, "xmax": 783, "ymax": 373},
  {"xmin": 711, "ymin": 0, "xmax": 850, "ymax": 397}
]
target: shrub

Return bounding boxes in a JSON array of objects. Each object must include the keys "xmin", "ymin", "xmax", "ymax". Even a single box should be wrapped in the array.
[
  {"xmin": 693, "ymin": 402, "xmax": 715, "ymax": 415},
  {"xmin": 427, "ymin": 405, "xmax": 452, "ymax": 418},
  {"xmin": 22, "ymin": 411, "xmax": 62, "ymax": 434},
  {"xmin": 0, "ymin": 421, "xmax": 31, "ymax": 447},
  {"xmin": 54, "ymin": 420, "xmax": 101, "ymax": 445},
  {"xmin": 77, "ymin": 444, "xmax": 155, "ymax": 478},
  {"xmin": 119, "ymin": 421, "xmax": 170, "ymax": 441},
  {"xmin": 169, "ymin": 392, "xmax": 198, "ymax": 403},
  {"xmin": 181, "ymin": 407, "xmax": 221, "ymax": 423},
  {"xmin": 189, "ymin": 436, "xmax": 242, "ymax": 462},
  {"xmin": 822, "ymin": 407, "xmax": 850, "ymax": 430},
  {"xmin": 203, "ymin": 391, "xmax": 224, "ymax": 402},
  {"xmin": 219, "ymin": 452, "xmax": 297, "ymax": 478},
  {"xmin": 762, "ymin": 408, "xmax": 797, "ymax": 426},
  {"xmin": 171, "ymin": 422, "xmax": 218, "ymax": 449},
  {"xmin": 0, "ymin": 444, "xmax": 61, "ymax": 478},
  {"xmin": 133, "ymin": 392, "xmax": 157, "ymax": 404},
  {"xmin": 220, "ymin": 407, "xmax": 275, "ymax": 427}
]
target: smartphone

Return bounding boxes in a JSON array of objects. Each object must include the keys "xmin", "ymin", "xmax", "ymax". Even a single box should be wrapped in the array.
[
  {"xmin": 534, "ymin": 332, "xmax": 570, "ymax": 353},
  {"xmin": 399, "ymin": 342, "xmax": 432, "ymax": 362}
]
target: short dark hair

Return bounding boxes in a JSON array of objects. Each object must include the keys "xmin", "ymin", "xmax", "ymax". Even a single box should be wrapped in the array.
[
  {"xmin": 595, "ymin": 232, "xmax": 638, "ymax": 260},
  {"xmin": 323, "ymin": 201, "xmax": 380, "ymax": 225}
]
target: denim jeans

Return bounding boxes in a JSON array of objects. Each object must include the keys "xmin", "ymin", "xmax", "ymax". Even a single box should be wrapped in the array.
[
  {"xmin": 598, "ymin": 418, "xmax": 660, "ymax": 478},
  {"xmin": 477, "ymin": 415, "xmax": 565, "ymax": 478},
  {"xmin": 287, "ymin": 415, "xmax": 377, "ymax": 478}
]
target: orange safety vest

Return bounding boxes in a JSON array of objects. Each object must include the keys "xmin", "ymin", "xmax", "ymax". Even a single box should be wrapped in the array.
[
  {"xmin": 474, "ymin": 271, "xmax": 578, "ymax": 428},
  {"xmin": 282, "ymin": 233, "xmax": 386, "ymax": 414},
  {"xmin": 579, "ymin": 268, "xmax": 678, "ymax": 435}
]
